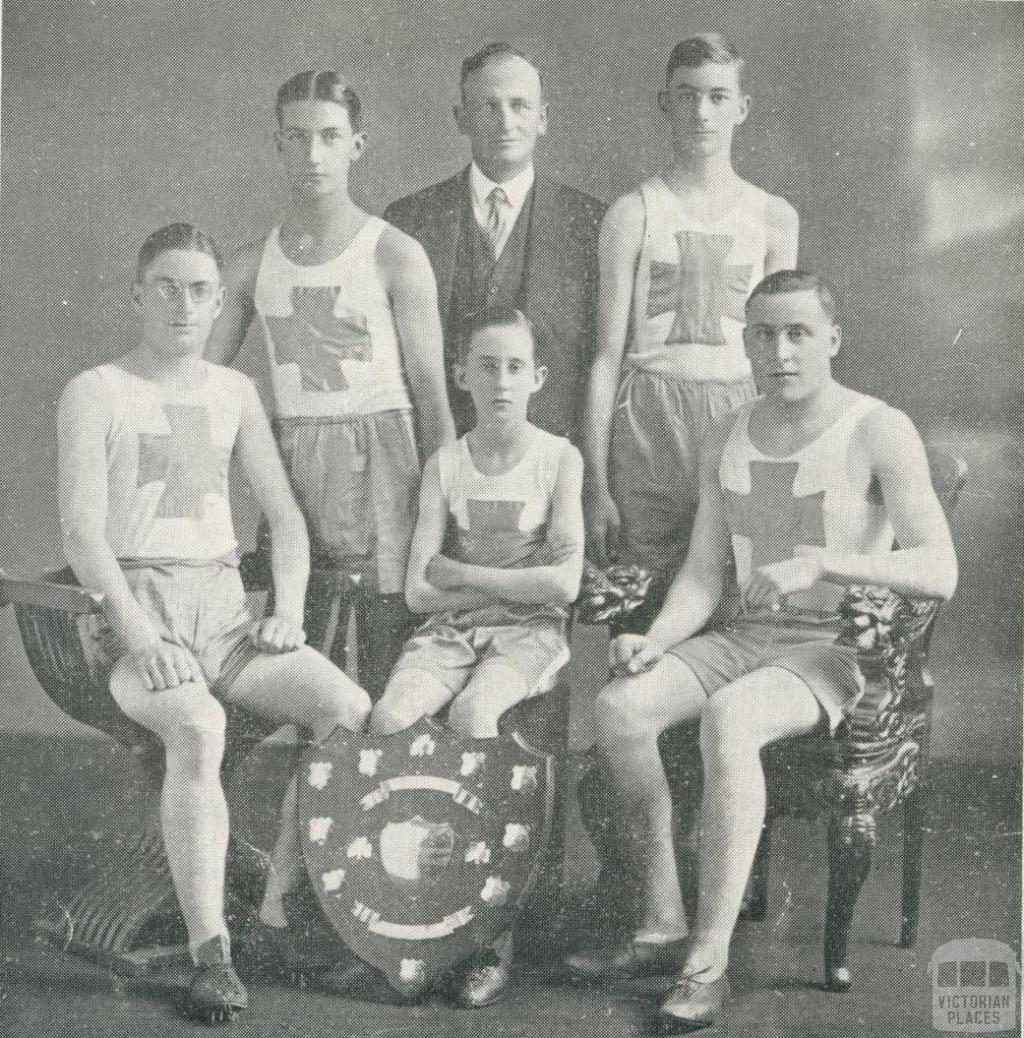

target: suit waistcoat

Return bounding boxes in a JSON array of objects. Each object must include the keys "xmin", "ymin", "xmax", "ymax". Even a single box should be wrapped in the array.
[{"xmin": 447, "ymin": 187, "xmax": 532, "ymax": 433}]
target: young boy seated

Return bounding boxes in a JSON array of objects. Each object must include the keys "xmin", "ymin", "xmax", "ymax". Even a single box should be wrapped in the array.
[{"xmin": 369, "ymin": 305, "xmax": 585, "ymax": 1005}]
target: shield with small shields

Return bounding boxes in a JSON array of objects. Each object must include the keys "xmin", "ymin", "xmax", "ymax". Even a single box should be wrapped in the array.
[{"xmin": 299, "ymin": 717, "xmax": 554, "ymax": 996}]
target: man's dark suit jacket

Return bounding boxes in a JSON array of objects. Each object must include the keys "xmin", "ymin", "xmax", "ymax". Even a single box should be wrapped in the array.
[{"xmin": 385, "ymin": 168, "xmax": 605, "ymax": 442}]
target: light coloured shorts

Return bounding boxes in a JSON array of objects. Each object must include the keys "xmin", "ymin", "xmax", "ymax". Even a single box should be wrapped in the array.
[
  {"xmin": 275, "ymin": 409, "xmax": 420, "ymax": 594},
  {"xmin": 81, "ymin": 559, "xmax": 258, "ymax": 696},
  {"xmin": 667, "ymin": 615, "xmax": 865, "ymax": 734},
  {"xmin": 390, "ymin": 608, "xmax": 570, "ymax": 702},
  {"xmin": 609, "ymin": 369, "xmax": 755, "ymax": 582}
]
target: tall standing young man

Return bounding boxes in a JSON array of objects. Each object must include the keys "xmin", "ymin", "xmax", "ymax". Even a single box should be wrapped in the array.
[
  {"xmin": 207, "ymin": 72, "xmax": 454, "ymax": 698},
  {"xmin": 566, "ymin": 271, "xmax": 958, "ymax": 1030},
  {"xmin": 584, "ymin": 34, "xmax": 800, "ymax": 630},
  {"xmin": 385, "ymin": 42, "xmax": 604, "ymax": 444}
]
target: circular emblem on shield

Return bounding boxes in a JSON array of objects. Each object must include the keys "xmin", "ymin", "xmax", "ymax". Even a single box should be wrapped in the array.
[{"xmin": 299, "ymin": 718, "xmax": 553, "ymax": 996}]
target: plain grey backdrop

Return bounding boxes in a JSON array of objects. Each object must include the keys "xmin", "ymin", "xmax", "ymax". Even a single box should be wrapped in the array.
[{"xmin": 0, "ymin": 0, "xmax": 1021, "ymax": 765}]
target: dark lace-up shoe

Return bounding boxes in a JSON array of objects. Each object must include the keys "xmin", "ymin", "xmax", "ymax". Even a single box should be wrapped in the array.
[
  {"xmin": 658, "ymin": 968, "xmax": 729, "ymax": 1032},
  {"xmin": 185, "ymin": 934, "xmax": 249, "ymax": 1024},
  {"xmin": 565, "ymin": 937, "xmax": 689, "ymax": 981}
]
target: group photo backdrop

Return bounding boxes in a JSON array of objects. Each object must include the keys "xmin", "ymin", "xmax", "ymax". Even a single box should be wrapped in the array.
[{"xmin": 1, "ymin": 0, "xmax": 1021, "ymax": 764}]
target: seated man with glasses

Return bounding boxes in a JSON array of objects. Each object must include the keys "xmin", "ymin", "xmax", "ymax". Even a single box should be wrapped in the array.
[{"xmin": 58, "ymin": 223, "xmax": 373, "ymax": 1023}]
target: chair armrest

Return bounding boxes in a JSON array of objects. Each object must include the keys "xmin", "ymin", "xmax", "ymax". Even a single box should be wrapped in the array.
[
  {"xmin": 834, "ymin": 586, "xmax": 942, "ymax": 759},
  {"xmin": 0, "ymin": 570, "xmax": 104, "ymax": 614}
]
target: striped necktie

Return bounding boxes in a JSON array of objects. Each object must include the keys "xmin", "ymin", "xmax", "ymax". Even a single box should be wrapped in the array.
[{"xmin": 484, "ymin": 186, "xmax": 511, "ymax": 258}]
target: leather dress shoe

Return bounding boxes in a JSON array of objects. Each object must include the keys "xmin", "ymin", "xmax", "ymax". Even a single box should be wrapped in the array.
[
  {"xmin": 185, "ymin": 935, "xmax": 249, "ymax": 1025},
  {"xmin": 658, "ymin": 968, "xmax": 729, "ymax": 1032},
  {"xmin": 565, "ymin": 938, "xmax": 689, "ymax": 980},
  {"xmin": 451, "ymin": 933, "xmax": 514, "ymax": 1008}
]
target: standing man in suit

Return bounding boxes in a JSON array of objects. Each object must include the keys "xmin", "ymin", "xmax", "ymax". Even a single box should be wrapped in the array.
[
  {"xmin": 384, "ymin": 44, "xmax": 603, "ymax": 1006},
  {"xmin": 385, "ymin": 42, "xmax": 605, "ymax": 444}
]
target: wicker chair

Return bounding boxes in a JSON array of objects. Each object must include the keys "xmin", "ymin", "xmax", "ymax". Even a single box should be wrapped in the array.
[
  {"xmin": 0, "ymin": 561, "xmax": 282, "ymax": 973},
  {"xmin": 576, "ymin": 447, "xmax": 966, "ymax": 991},
  {"xmin": 1, "ymin": 553, "xmax": 574, "ymax": 972}
]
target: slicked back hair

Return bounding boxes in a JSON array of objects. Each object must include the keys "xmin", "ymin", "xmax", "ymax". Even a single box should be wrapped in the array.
[
  {"xmin": 275, "ymin": 70, "xmax": 363, "ymax": 131},
  {"xmin": 460, "ymin": 42, "xmax": 542, "ymax": 101},
  {"xmin": 665, "ymin": 33, "xmax": 744, "ymax": 91},
  {"xmin": 746, "ymin": 269, "xmax": 840, "ymax": 323},
  {"xmin": 458, "ymin": 306, "xmax": 538, "ymax": 363},
  {"xmin": 136, "ymin": 222, "xmax": 223, "ymax": 283}
]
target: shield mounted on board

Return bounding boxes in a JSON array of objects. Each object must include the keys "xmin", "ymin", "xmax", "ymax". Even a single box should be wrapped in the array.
[{"xmin": 299, "ymin": 717, "xmax": 554, "ymax": 996}]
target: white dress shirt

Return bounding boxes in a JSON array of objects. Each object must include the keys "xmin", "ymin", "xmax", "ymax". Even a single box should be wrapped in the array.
[{"xmin": 469, "ymin": 163, "xmax": 535, "ymax": 259}]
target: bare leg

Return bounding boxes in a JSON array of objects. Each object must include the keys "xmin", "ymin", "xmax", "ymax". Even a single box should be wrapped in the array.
[
  {"xmin": 108, "ymin": 661, "xmax": 229, "ymax": 957},
  {"xmin": 447, "ymin": 661, "xmax": 534, "ymax": 738},
  {"xmin": 683, "ymin": 668, "xmax": 822, "ymax": 980},
  {"xmin": 222, "ymin": 645, "xmax": 371, "ymax": 924},
  {"xmin": 369, "ymin": 668, "xmax": 458, "ymax": 736},
  {"xmin": 593, "ymin": 654, "xmax": 707, "ymax": 937}
]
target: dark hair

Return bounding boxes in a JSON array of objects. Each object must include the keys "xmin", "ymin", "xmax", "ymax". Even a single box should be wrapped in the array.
[
  {"xmin": 666, "ymin": 33, "xmax": 744, "ymax": 90},
  {"xmin": 276, "ymin": 70, "xmax": 362, "ymax": 131},
  {"xmin": 136, "ymin": 223, "xmax": 223, "ymax": 282},
  {"xmin": 460, "ymin": 42, "xmax": 542, "ymax": 100},
  {"xmin": 458, "ymin": 306, "xmax": 538, "ymax": 362},
  {"xmin": 746, "ymin": 269, "xmax": 840, "ymax": 322}
]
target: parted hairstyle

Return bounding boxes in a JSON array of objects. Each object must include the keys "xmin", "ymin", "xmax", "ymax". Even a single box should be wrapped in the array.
[
  {"xmin": 275, "ymin": 70, "xmax": 363, "ymax": 131},
  {"xmin": 135, "ymin": 223, "xmax": 223, "ymax": 283},
  {"xmin": 460, "ymin": 42, "xmax": 543, "ymax": 99},
  {"xmin": 666, "ymin": 33, "xmax": 744, "ymax": 90},
  {"xmin": 746, "ymin": 269, "xmax": 840, "ymax": 322},
  {"xmin": 458, "ymin": 306, "xmax": 539, "ymax": 363}
]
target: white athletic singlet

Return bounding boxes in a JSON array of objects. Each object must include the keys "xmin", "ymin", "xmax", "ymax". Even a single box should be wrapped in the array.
[
  {"xmin": 254, "ymin": 217, "xmax": 412, "ymax": 419},
  {"xmin": 73, "ymin": 362, "xmax": 243, "ymax": 560},
  {"xmin": 719, "ymin": 394, "xmax": 895, "ymax": 617},
  {"xmin": 627, "ymin": 176, "xmax": 768, "ymax": 382},
  {"xmin": 438, "ymin": 428, "xmax": 569, "ymax": 570}
]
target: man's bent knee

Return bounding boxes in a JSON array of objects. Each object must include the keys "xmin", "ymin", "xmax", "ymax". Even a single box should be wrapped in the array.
[
  {"xmin": 594, "ymin": 675, "xmax": 658, "ymax": 746},
  {"xmin": 699, "ymin": 695, "xmax": 760, "ymax": 763}
]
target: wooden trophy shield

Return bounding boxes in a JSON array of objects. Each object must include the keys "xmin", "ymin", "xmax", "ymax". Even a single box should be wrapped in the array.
[{"xmin": 298, "ymin": 717, "xmax": 554, "ymax": 997}]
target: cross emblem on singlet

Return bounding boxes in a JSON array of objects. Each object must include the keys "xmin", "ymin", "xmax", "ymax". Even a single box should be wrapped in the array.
[
  {"xmin": 647, "ymin": 230, "xmax": 753, "ymax": 346},
  {"xmin": 137, "ymin": 404, "xmax": 231, "ymax": 519},
  {"xmin": 457, "ymin": 499, "xmax": 528, "ymax": 566},
  {"xmin": 266, "ymin": 286, "xmax": 373, "ymax": 392},
  {"xmin": 722, "ymin": 461, "xmax": 826, "ymax": 571}
]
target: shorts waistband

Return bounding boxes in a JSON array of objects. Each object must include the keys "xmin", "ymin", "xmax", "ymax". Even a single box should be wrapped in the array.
[
  {"xmin": 623, "ymin": 351, "xmax": 753, "ymax": 384},
  {"xmin": 273, "ymin": 408, "xmax": 412, "ymax": 430},
  {"xmin": 117, "ymin": 552, "xmax": 240, "ymax": 572}
]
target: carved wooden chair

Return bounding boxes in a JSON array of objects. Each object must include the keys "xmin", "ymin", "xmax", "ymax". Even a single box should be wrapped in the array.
[{"xmin": 577, "ymin": 447, "xmax": 966, "ymax": 990}]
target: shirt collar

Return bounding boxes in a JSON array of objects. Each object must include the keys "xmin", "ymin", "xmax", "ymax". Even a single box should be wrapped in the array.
[{"xmin": 469, "ymin": 162, "xmax": 535, "ymax": 213}]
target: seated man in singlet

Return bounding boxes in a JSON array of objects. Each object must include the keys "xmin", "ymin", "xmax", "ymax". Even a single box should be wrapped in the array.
[
  {"xmin": 370, "ymin": 306, "xmax": 585, "ymax": 1006},
  {"xmin": 584, "ymin": 34, "xmax": 799, "ymax": 632},
  {"xmin": 565, "ymin": 270, "xmax": 958, "ymax": 1031},
  {"xmin": 58, "ymin": 224, "xmax": 372, "ymax": 1023},
  {"xmin": 206, "ymin": 71, "xmax": 454, "ymax": 700}
]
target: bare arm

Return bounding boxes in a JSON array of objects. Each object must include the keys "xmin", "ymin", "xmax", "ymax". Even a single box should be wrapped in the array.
[
  {"xmin": 233, "ymin": 376, "xmax": 309, "ymax": 645},
  {"xmin": 581, "ymin": 194, "xmax": 645, "ymax": 562},
  {"xmin": 404, "ymin": 453, "xmax": 496, "ymax": 614},
  {"xmin": 763, "ymin": 195, "xmax": 800, "ymax": 274},
  {"xmin": 378, "ymin": 227, "xmax": 455, "ymax": 459},
  {"xmin": 204, "ymin": 242, "xmax": 263, "ymax": 366},
  {"xmin": 742, "ymin": 407, "xmax": 958, "ymax": 610},
  {"xmin": 427, "ymin": 444, "xmax": 586, "ymax": 606},
  {"xmin": 58, "ymin": 374, "xmax": 200, "ymax": 688},
  {"xmin": 610, "ymin": 421, "xmax": 733, "ymax": 674},
  {"xmin": 822, "ymin": 408, "xmax": 957, "ymax": 597}
]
